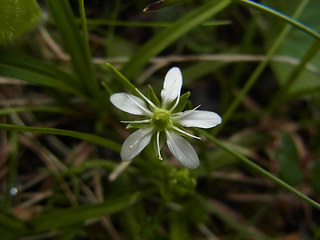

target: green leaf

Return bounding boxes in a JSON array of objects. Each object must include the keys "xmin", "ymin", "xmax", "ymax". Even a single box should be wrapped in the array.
[
  {"xmin": 121, "ymin": 0, "xmax": 231, "ymax": 79},
  {"xmin": 169, "ymin": 212, "xmax": 192, "ymax": 240},
  {"xmin": 0, "ymin": 52, "xmax": 78, "ymax": 84},
  {"xmin": 0, "ymin": 0, "xmax": 41, "ymax": 44},
  {"xmin": 197, "ymin": 128, "xmax": 320, "ymax": 211},
  {"xmin": 262, "ymin": 0, "xmax": 320, "ymax": 95},
  {"xmin": 309, "ymin": 160, "xmax": 320, "ymax": 196},
  {"xmin": 238, "ymin": 0, "xmax": 320, "ymax": 41},
  {"xmin": 0, "ymin": 106, "xmax": 81, "ymax": 117},
  {"xmin": 144, "ymin": 0, "xmax": 190, "ymax": 12},
  {"xmin": 106, "ymin": 63, "xmax": 138, "ymax": 94},
  {"xmin": 0, "ymin": 123, "xmax": 121, "ymax": 152},
  {"xmin": 0, "ymin": 63, "xmax": 83, "ymax": 96},
  {"xmin": 0, "ymin": 52, "xmax": 85, "ymax": 96},
  {"xmin": 82, "ymin": 18, "xmax": 230, "ymax": 28},
  {"xmin": 269, "ymin": 131, "xmax": 303, "ymax": 186},
  {"xmin": 29, "ymin": 193, "xmax": 139, "ymax": 234},
  {"xmin": 45, "ymin": 0, "xmax": 100, "ymax": 98},
  {"xmin": 0, "ymin": 213, "xmax": 27, "ymax": 232}
]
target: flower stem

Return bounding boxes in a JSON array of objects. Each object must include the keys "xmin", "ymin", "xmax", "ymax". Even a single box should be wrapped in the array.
[{"xmin": 196, "ymin": 129, "xmax": 320, "ymax": 211}]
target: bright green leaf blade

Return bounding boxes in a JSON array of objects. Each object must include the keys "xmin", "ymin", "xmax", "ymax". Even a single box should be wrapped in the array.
[
  {"xmin": 0, "ymin": 123, "xmax": 121, "ymax": 152},
  {"xmin": 0, "ymin": 0, "xmax": 41, "ymax": 44},
  {"xmin": 121, "ymin": 0, "xmax": 231, "ymax": 79}
]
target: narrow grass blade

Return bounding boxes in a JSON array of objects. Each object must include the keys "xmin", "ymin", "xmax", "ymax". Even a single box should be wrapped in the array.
[
  {"xmin": 13, "ymin": 193, "xmax": 139, "ymax": 237},
  {"xmin": 0, "ymin": 123, "xmax": 121, "ymax": 152},
  {"xmin": 121, "ymin": 0, "xmax": 231, "ymax": 79},
  {"xmin": 236, "ymin": 0, "xmax": 320, "ymax": 41},
  {"xmin": 144, "ymin": 0, "xmax": 190, "ymax": 12},
  {"xmin": 0, "ymin": 106, "xmax": 82, "ymax": 117},
  {"xmin": 106, "ymin": 63, "xmax": 138, "ymax": 94},
  {"xmin": 45, "ymin": 0, "xmax": 100, "ymax": 97},
  {"xmin": 197, "ymin": 129, "xmax": 320, "ymax": 211},
  {"xmin": 213, "ymin": 0, "xmax": 310, "ymax": 135},
  {"xmin": 0, "ymin": 63, "xmax": 84, "ymax": 96}
]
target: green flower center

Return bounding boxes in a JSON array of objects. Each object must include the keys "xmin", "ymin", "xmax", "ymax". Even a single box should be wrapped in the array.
[{"xmin": 151, "ymin": 109, "xmax": 171, "ymax": 130}]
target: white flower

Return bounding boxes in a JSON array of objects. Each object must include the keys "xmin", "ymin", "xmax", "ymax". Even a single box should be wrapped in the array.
[{"xmin": 110, "ymin": 67, "xmax": 222, "ymax": 169}]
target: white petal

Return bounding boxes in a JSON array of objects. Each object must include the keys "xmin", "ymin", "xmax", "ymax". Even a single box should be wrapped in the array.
[
  {"xmin": 174, "ymin": 110, "xmax": 222, "ymax": 129},
  {"xmin": 165, "ymin": 130, "xmax": 199, "ymax": 169},
  {"xmin": 161, "ymin": 67, "xmax": 182, "ymax": 108},
  {"xmin": 110, "ymin": 93, "xmax": 152, "ymax": 116},
  {"xmin": 121, "ymin": 127, "xmax": 154, "ymax": 161}
]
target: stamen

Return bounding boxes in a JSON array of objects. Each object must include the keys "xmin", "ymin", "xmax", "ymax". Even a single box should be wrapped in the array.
[
  {"xmin": 156, "ymin": 131, "xmax": 163, "ymax": 160},
  {"xmin": 172, "ymin": 126, "xmax": 201, "ymax": 140},
  {"xmin": 121, "ymin": 119, "xmax": 151, "ymax": 124},
  {"xmin": 127, "ymin": 94, "xmax": 153, "ymax": 116},
  {"xmin": 169, "ymin": 93, "xmax": 181, "ymax": 112},
  {"xmin": 172, "ymin": 105, "xmax": 201, "ymax": 119},
  {"xmin": 135, "ymin": 88, "xmax": 157, "ymax": 110}
]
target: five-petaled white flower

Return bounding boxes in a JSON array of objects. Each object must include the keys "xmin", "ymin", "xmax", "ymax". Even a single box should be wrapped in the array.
[{"xmin": 110, "ymin": 67, "xmax": 222, "ymax": 168}]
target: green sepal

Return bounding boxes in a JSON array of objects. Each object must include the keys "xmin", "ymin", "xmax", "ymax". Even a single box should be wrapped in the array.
[
  {"xmin": 147, "ymin": 85, "xmax": 161, "ymax": 107},
  {"xmin": 172, "ymin": 92, "xmax": 191, "ymax": 113}
]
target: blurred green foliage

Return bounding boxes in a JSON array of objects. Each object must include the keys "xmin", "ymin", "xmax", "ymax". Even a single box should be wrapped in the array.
[
  {"xmin": 0, "ymin": 0, "xmax": 41, "ymax": 44},
  {"xmin": 1, "ymin": 0, "xmax": 320, "ymax": 239}
]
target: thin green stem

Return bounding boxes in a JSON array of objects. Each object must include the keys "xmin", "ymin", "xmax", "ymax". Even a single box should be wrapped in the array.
[
  {"xmin": 197, "ymin": 128, "xmax": 320, "ymax": 211},
  {"xmin": 213, "ymin": 0, "xmax": 310, "ymax": 135},
  {"xmin": 267, "ymin": 40, "xmax": 320, "ymax": 112},
  {"xmin": 236, "ymin": 0, "xmax": 320, "ymax": 40}
]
